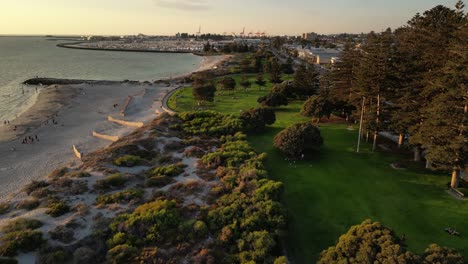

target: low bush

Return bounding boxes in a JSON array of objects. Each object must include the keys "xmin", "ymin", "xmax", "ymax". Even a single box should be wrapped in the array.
[
  {"xmin": 0, "ymin": 230, "xmax": 43, "ymax": 257},
  {"xmin": 47, "ymin": 167, "xmax": 68, "ymax": 179},
  {"xmin": 1, "ymin": 218, "xmax": 42, "ymax": 233},
  {"xmin": 145, "ymin": 176, "xmax": 174, "ymax": 188},
  {"xmin": 150, "ymin": 164, "xmax": 186, "ymax": 178},
  {"xmin": 96, "ymin": 189, "xmax": 144, "ymax": 205},
  {"xmin": 46, "ymin": 201, "xmax": 70, "ymax": 218},
  {"xmin": 176, "ymin": 111, "xmax": 244, "ymax": 136},
  {"xmin": 37, "ymin": 247, "xmax": 70, "ymax": 264},
  {"xmin": 48, "ymin": 226, "xmax": 75, "ymax": 244},
  {"xmin": 273, "ymin": 122, "xmax": 323, "ymax": 158},
  {"xmin": 66, "ymin": 171, "xmax": 91, "ymax": 178},
  {"xmin": 0, "ymin": 203, "xmax": 10, "ymax": 215},
  {"xmin": 94, "ymin": 174, "xmax": 127, "ymax": 191},
  {"xmin": 24, "ymin": 181, "xmax": 49, "ymax": 195},
  {"xmin": 30, "ymin": 188, "xmax": 54, "ymax": 199},
  {"xmin": 106, "ymin": 244, "xmax": 138, "ymax": 264},
  {"xmin": 113, "ymin": 155, "xmax": 143, "ymax": 167}
]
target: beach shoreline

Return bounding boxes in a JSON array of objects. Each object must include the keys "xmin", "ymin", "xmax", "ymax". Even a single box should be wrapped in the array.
[{"xmin": 0, "ymin": 54, "xmax": 231, "ymax": 201}]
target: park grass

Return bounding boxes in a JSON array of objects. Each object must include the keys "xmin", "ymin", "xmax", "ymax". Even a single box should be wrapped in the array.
[
  {"xmin": 167, "ymin": 74, "xmax": 293, "ymax": 114},
  {"xmin": 168, "ymin": 74, "xmax": 468, "ymax": 263}
]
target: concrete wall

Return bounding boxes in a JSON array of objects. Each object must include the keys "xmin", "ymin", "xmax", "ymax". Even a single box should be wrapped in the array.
[
  {"xmin": 92, "ymin": 131, "xmax": 119, "ymax": 142},
  {"xmin": 120, "ymin": 96, "xmax": 133, "ymax": 117},
  {"xmin": 108, "ymin": 116, "xmax": 144, "ymax": 128},
  {"xmin": 72, "ymin": 145, "xmax": 82, "ymax": 159}
]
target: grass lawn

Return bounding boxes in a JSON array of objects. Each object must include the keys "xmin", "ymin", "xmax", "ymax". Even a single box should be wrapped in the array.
[
  {"xmin": 167, "ymin": 74, "xmax": 292, "ymax": 114},
  {"xmin": 168, "ymin": 74, "xmax": 468, "ymax": 263}
]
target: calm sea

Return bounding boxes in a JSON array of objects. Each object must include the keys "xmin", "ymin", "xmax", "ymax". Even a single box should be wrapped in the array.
[{"xmin": 0, "ymin": 37, "xmax": 202, "ymax": 121}]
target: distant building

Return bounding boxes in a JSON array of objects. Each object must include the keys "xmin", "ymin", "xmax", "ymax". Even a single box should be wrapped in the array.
[{"xmin": 302, "ymin": 32, "xmax": 318, "ymax": 41}]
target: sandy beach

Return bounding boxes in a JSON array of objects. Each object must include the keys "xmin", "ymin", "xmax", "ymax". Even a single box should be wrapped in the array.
[{"xmin": 0, "ymin": 54, "xmax": 229, "ymax": 201}]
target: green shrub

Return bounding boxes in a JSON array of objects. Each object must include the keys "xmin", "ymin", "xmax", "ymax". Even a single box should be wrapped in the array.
[
  {"xmin": 273, "ymin": 122, "xmax": 323, "ymax": 158},
  {"xmin": 15, "ymin": 199, "xmax": 40, "ymax": 210},
  {"xmin": 46, "ymin": 201, "xmax": 70, "ymax": 218},
  {"xmin": 145, "ymin": 176, "xmax": 174, "ymax": 188},
  {"xmin": 24, "ymin": 181, "xmax": 49, "ymax": 195},
  {"xmin": 47, "ymin": 167, "xmax": 69, "ymax": 179},
  {"xmin": 96, "ymin": 189, "xmax": 144, "ymax": 205},
  {"xmin": 150, "ymin": 164, "xmax": 186, "ymax": 177},
  {"xmin": 177, "ymin": 111, "xmax": 245, "ymax": 136},
  {"xmin": 66, "ymin": 171, "xmax": 91, "ymax": 178},
  {"xmin": 0, "ymin": 230, "xmax": 43, "ymax": 257},
  {"xmin": 94, "ymin": 174, "xmax": 127, "ymax": 190},
  {"xmin": 106, "ymin": 245, "xmax": 138, "ymax": 264},
  {"xmin": 113, "ymin": 155, "xmax": 143, "ymax": 167},
  {"xmin": 1, "ymin": 218, "xmax": 42, "ymax": 233},
  {"xmin": 0, "ymin": 203, "xmax": 10, "ymax": 215},
  {"xmin": 108, "ymin": 200, "xmax": 181, "ymax": 247}
]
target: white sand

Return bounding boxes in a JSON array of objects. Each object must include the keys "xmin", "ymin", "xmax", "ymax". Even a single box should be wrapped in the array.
[{"xmin": 0, "ymin": 82, "xmax": 171, "ymax": 200}]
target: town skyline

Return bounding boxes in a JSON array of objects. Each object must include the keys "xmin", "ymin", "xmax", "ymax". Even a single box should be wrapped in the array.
[{"xmin": 0, "ymin": 0, "xmax": 460, "ymax": 36}]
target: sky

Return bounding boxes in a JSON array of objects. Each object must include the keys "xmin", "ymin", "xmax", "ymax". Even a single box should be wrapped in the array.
[{"xmin": 0, "ymin": 0, "xmax": 460, "ymax": 36}]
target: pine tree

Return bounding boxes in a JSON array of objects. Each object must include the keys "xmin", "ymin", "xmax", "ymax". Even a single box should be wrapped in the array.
[{"xmin": 419, "ymin": 15, "xmax": 467, "ymax": 188}]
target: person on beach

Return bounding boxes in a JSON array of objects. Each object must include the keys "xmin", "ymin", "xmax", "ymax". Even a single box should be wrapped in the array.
[{"xmin": 35, "ymin": 135, "xmax": 39, "ymax": 141}]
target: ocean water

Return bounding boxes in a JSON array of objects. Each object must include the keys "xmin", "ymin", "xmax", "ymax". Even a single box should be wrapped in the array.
[{"xmin": 0, "ymin": 37, "xmax": 202, "ymax": 121}]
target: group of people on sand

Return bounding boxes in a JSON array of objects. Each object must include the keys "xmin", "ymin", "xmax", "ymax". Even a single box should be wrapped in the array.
[
  {"xmin": 3, "ymin": 120, "xmax": 10, "ymax": 125},
  {"xmin": 22, "ymin": 135, "xmax": 39, "ymax": 144}
]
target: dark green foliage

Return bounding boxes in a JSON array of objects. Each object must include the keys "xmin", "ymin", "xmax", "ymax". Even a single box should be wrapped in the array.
[
  {"xmin": 256, "ymin": 74, "xmax": 266, "ymax": 89},
  {"xmin": 292, "ymin": 64, "xmax": 319, "ymax": 97},
  {"xmin": 192, "ymin": 80, "xmax": 216, "ymax": 105},
  {"xmin": 273, "ymin": 122, "xmax": 323, "ymax": 158},
  {"xmin": 258, "ymin": 92, "xmax": 288, "ymax": 107},
  {"xmin": 94, "ymin": 173, "xmax": 127, "ymax": 190},
  {"xmin": 46, "ymin": 201, "xmax": 70, "ymax": 218},
  {"xmin": 96, "ymin": 189, "xmax": 144, "ymax": 205},
  {"xmin": 240, "ymin": 107, "xmax": 276, "ymax": 133},
  {"xmin": 318, "ymin": 220, "xmax": 419, "ymax": 263},
  {"xmin": 240, "ymin": 76, "xmax": 251, "ymax": 91},
  {"xmin": 266, "ymin": 58, "xmax": 282, "ymax": 83},
  {"xmin": 113, "ymin": 155, "xmax": 143, "ymax": 167},
  {"xmin": 218, "ymin": 77, "xmax": 237, "ymax": 92},
  {"xmin": 177, "ymin": 111, "xmax": 245, "ymax": 136},
  {"xmin": 301, "ymin": 95, "xmax": 333, "ymax": 122}
]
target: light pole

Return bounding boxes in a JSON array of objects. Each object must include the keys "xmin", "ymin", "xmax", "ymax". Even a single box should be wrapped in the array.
[{"xmin": 356, "ymin": 96, "xmax": 366, "ymax": 153}]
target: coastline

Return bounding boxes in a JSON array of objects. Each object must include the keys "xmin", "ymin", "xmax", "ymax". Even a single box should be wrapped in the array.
[{"xmin": 0, "ymin": 54, "xmax": 231, "ymax": 201}]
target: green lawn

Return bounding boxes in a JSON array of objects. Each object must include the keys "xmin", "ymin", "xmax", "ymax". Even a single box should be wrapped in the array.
[
  {"xmin": 168, "ymin": 74, "xmax": 468, "ymax": 263},
  {"xmin": 167, "ymin": 74, "xmax": 293, "ymax": 114}
]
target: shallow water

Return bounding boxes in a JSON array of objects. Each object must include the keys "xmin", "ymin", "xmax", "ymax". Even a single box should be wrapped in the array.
[{"xmin": 0, "ymin": 37, "xmax": 202, "ymax": 121}]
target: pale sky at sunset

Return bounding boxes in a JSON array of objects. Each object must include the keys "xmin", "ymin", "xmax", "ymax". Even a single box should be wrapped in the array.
[{"xmin": 0, "ymin": 0, "xmax": 460, "ymax": 36}]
